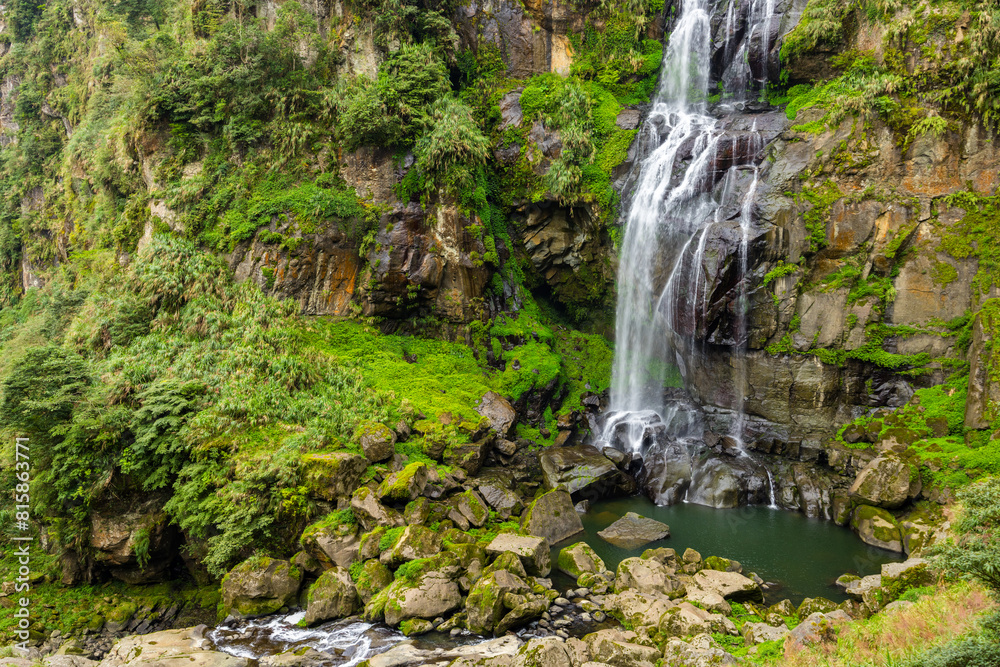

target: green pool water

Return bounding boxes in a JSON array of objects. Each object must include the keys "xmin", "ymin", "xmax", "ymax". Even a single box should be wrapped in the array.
[{"xmin": 552, "ymin": 496, "xmax": 902, "ymax": 605}]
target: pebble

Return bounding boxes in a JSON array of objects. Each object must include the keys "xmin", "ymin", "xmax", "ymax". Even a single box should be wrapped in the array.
[
  {"xmin": 575, "ymin": 588, "xmax": 590, "ymax": 597},
  {"xmin": 580, "ymin": 613, "xmax": 592, "ymax": 623},
  {"xmin": 550, "ymin": 605, "xmax": 564, "ymax": 614},
  {"xmin": 556, "ymin": 630, "xmax": 569, "ymax": 639},
  {"xmin": 539, "ymin": 619, "xmax": 550, "ymax": 628},
  {"xmin": 450, "ymin": 628, "xmax": 462, "ymax": 637},
  {"xmin": 593, "ymin": 611, "xmax": 607, "ymax": 622},
  {"xmin": 554, "ymin": 597, "xmax": 571, "ymax": 606},
  {"xmin": 580, "ymin": 600, "xmax": 599, "ymax": 613},
  {"xmin": 553, "ymin": 619, "xmax": 571, "ymax": 628},
  {"xmin": 541, "ymin": 612, "xmax": 551, "ymax": 621}
]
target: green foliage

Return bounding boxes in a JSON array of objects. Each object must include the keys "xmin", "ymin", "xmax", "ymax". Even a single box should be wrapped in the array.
[
  {"xmin": 930, "ymin": 477, "xmax": 1000, "ymax": 595},
  {"xmin": 412, "ymin": 96, "xmax": 492, "ymax": 197},
  {"xmin": 336, "ymin": 42, "xmax": 451, "ymax": 149}
]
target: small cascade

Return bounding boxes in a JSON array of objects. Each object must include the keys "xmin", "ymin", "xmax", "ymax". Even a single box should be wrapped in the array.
[
  {"xmin": 601, "ymin": 0, "xmax": 788, "ymax": 510},
  {"xmin": 765, "ymin": 468, "xmax": 779, "ymax": 509}
]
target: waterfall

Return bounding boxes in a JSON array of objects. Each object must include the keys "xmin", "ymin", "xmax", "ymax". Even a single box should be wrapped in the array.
[{"xmin": 603, "ymin": 0, "xmax": 783, "ymax": 507}]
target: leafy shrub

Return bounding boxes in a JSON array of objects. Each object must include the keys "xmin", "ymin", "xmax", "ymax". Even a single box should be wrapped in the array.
[{"xmin": 413, "ymin": 97, "xmax": 491, "ymax": 195}]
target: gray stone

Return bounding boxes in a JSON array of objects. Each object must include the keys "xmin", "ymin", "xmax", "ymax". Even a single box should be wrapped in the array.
[
  {"xmin": 303, "ymin": 567, "xmax": 358, "ymax": 625},
  {"xmin": 221, "ymin": 558, "xmax": 302, "ymax": 619},
  {"xmin": 486, "ymin": 533, "xmax": 552, "ymax": 577},
  {"xmin": 597, "ymin": 512, "xmax": 670, "ymax": 549},
  {"xmin": 521, "ymin": 490, "xmax": 584, "ymax": 545},
  {"xmin": 477, "ymin": 391, "xmax": 518, "ymax": 438},
  {"xmin": 540, "ymin": 445, "xmax": 629, "ymax": 499}
]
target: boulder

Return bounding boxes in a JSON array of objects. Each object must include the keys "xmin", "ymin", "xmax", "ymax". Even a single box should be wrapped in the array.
[
  {"xmin": 303, "ymin": 567, "xmax": 358, "ymax": 625},
  {"xmin": 369, "ymin": 636, "xmax": 523, "ymax": 667},
  {"xmin": 692, "ymin": 570, "xmax": 761, "ymax": 602},
  {"xmin": 351, "ymin": 487, "xmax": 404, "ymax": 532},
  {"xmin": 741, "ymin": 621, "xmax": 790, "ymax": 644},
  {"xmin": 357, "ymin": 421, "xmax": 396, "ymax": 462},
  {"xmin": 511, "ymin": 637, "xmax": 574, "ymax": 667},
  {"xmin": 597, "ymin": 513, "xmax": 670, "ymax": 549},
  {"xmin": 844, "ymin": 574, "xmax": 881, "ymax": 599},
  {"xmin": 479, "ymin": 483, "xmax": 524, "ymax": 519},
  {"xmin": 787, "ymin": 611, "xmax": 851, "ymax": 648},
  {"xmin": 521, "ymin": 490, "xmax": 584, "ymax": 544},
  {"xmin": 496, "ymin": 596, "xmax": 551, "ymax": 635},
  {"xmin": 300, "ymin": 523, "xmax": 359, "ymax": 569},
  {"xmin": 682, "ymin": 586, "xmax": 731, "ymax": 614},
  {"xmin": 849, "ymin": 455, "xmax": 920, "ymax": 509},
  {"xmin": 221, "ymin": 557, "xmax": 302, "ymax": 619},
  {"xmin": 466, "ymin": 570, "xmax": 532, "ymax": 634},
  {"xmin": 99, "ymin": 627, "xmax": 246, "ymax": 667},
  {"xmin": 602, "ymin": 590, "xmax": 674, "ymax": 629},
  {"xmin": 454, "ymin": 489, "xmax": 490, "ymax": 528},
  {"xmin": 354, "ymin": 559, "xmax": 393, "ymax": 604},
  {"xmin": 796, "ymin": 597, "xmax": 839, "ymax": 617},
  {"xmin": 659, "ymin": 602, "xmax": 736, "ymax": 638},
  {"xmin": 378, "ymin": 462, "xmax": 429, "ymax": 502},
  {"xmin": 483, "ymin": 551, "xmax": 528, "ymax": 579},
  {"xmin": 368, "ymin": 570, "xmax": 462, "ymax": 626},
  {"xmin": 486, "ymin": 534, "xmax": 552, "ymax": 577},
  {"xmin": 614, "ymin": 558, "xmax": 685, "ymax": 598},
  {"xmin": 300, "ymin": 452, "xmax": 368, "ymax": 501},
  {"xmin": 557, "ymin": 542, "xmax": 605, "ymax": 579},
  {"xmin": 851, "ymin": 505, "xmax": 904, "ymax": 552},
  {"xmin": 477, "ymin": 391, "xmax": 517, "ymax": 438},
  {"xmin": 881, "ymin": 558, "xmax": 934, "ymax": 590},
  {"xmin": 540, "ymin": 445, "xmax": 630, "ymax": 499},
  {"xmin": 583, "ymin": 629, "xmax": 660, "ymax": 667},
  {"xmin": 661, "ymin": 634, "xmax": 737, "ymax": 666},
  {"xmin": 384, "ymin": 525, "xmax": 440, "ymax": 566}
]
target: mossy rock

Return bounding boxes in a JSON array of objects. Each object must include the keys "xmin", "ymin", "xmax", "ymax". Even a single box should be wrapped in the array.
[
  {"xmin": 556, "ymin": 542, "xmax": 605, "ymax": 579},
  {"xmin": 301, "ymin": 452, "xmax": 368, "ymax": 501},
  {"xmin": 220, "ymin": 556, "xmax": 303, "ymax": 620},
  {"xmin": 357, "ymin": 421, "xmax": 396, "ymax": 463},
  {"xmin": 378, "ymin": 462, "xmax": 429, "ymax": 503},
  {"xmin": 850, "ymin": 505, "xmax": 903, "ymax": 552},
  {"xmin": 796, "ymin": 596, "xmax": 838, "ymax": 617},
  {"xmin": 354, "ymin": 559, "xmax": 393, "ymax": 604}
]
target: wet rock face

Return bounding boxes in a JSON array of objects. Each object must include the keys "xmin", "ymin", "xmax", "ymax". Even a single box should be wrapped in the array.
[
  {"xmin": 85, "ymin": 495, "xmax": 179, "ymax": 585},
  {"xmin": 453, "ymin": 0, "xmax": 593, "ymax": 78}
]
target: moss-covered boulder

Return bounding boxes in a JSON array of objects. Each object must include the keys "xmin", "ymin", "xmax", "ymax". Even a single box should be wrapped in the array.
[
  {"xmin": 384, "ymin": 525, "xmax": 441, "ymax": 566},
  {"xmin": 658, "ymin": 602, "xmax": 736, "ymax": 638},
  {"xmin": 848, "ymin": 455, "xmax": 920, "ymax": 509},
  {"xmin": 851, "ymin": 505, "xmax": 903, "ymax": 552},
  {"xmin": 485, "ymin": 533, "xmax": 552, "ymax": 576},
  {"xmin": 495, "ymin": 596, "xmax": 550, "ymax": 635},
  {"xmin": 510, "ymin": 636, "xmax": 576, "ymax": 667},
  {"xmin": 521, "ymin": 489, "xmax": 583, "ymax": 544},
  {"xmin": 357, "ymin": 421, "xmax": 396, "ymax": 462},
  {"xmin": 478, "ymin": 482, "xmax": 524, "ymax": 519},
  {"xmin": 303, "ymin": 566, "xmax": 358, "ymax": 626},
  {"xmin": 557, "ymin": 542, "xmax": 605, "ymax": 579},
  {"xmin": 358, "ymin": 527, "xmax": 386, "ymax": 561},
  {"xmin": 378, "ymin": 462, "xmax": 429, "ymax": 503},
  {"xmin": 300, "ymin": 452, "xmax": 368, "ymax": 501},
  {"xmin": 881, "ymin": 558, "xmax": 934, "ymax": 596},
  {"xmin": 453, "ymin": 488, "xmax": 490, "ymax": 528},
  {"xmin": 796, "ymin": 596, "xmax": 839, "ymax": 617},
  {"xmin": 466, "ymin": 569, "xmax": 532, "ymax": 635},
  {"xmin": 365, "ymin": 568, "xmax": 462, "ymax": 626},
  {"xmin": 221, "ymin": 557, "xmax": 302, "ymax": 620},
  {"xmin": 404, "ymin": 497, "xmax": 431, "ymax": 525},
  {"xmin": 351, "ymin": 486, "xmax": 404, "ymax": 532},
  {"xmin": 483, "ymin": 551, "xmax": 528, "ymax": 579},
  {"xmin": 354, "ymin": 559, "xmax": 393, "ymax": 604},
  {"xmin": 300, "ymin": 517, "xmax": 359, "ymax": 569}
]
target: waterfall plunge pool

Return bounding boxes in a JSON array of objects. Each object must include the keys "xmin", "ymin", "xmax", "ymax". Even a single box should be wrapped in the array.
[{"xmin": 552, "ymin": 497, "xmax": 902, "ymax": 605}]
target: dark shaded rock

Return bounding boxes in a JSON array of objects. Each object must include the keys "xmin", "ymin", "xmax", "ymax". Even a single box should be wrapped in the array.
[{"xmin": 540, "ymin": 444, "xmax": 632, "ymax": 500}]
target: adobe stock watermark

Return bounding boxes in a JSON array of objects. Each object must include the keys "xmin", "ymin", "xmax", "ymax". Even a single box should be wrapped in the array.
[{"xmin": 11, "ymin": 436, "xmax": 32, "ymax": 649}]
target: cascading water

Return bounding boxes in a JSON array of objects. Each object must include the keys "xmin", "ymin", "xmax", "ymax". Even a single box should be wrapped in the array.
[{"xmin": 602, "ymin": 0, "xmax": 786, "ymax": 508}]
